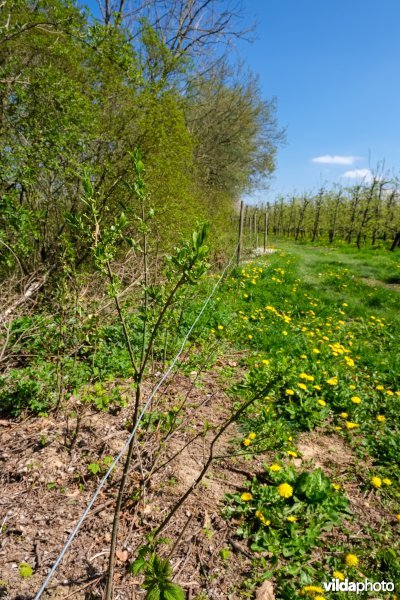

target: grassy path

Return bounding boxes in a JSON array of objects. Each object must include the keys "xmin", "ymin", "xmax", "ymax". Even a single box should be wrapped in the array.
[{"xmin": 206, "ymin": 241, "xmax": 400, "ymax": 598}]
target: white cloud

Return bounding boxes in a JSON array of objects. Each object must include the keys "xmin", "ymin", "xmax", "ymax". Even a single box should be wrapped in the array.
[
  {"xmin": 312, "ymin": 155, "xmax": 361, "ymax": 165},
  {"xmin": 341, "ymin": 168, "xmax": 374, "ymax": 183}
]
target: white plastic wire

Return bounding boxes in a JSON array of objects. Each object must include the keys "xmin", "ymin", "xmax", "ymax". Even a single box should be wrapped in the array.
[{"xmin": 34, "ymin": 247, "xmax": 238, "ymax": 599}]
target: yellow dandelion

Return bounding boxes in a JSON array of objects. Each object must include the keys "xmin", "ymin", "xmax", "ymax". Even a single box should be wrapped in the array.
[
  {"xmin": 376, "ymin": 415, "xmax": 386, "ymax": 422},
  {"xmin": 302, "ymin": 586, "xmax": 324, "ymax": 594},
  {"xmin": 345, "ymin": 553, "xmax": 359, "ymax": 567},
  {"xmin": 241, "ymin": 492, "xmax": 253, "ymax": 501},
  {"xmin": 351, "ymin": 396, "xmax": 361, "ymax": 404},
  {"xmin": 333, "ymin": 571, "xmax": 345, "ymax": 581},
  {"xmin": 269, "ymin": 464, "xmax": 282, "ymax": 472},
  {"xmin": 217, "ymin": 324, "xmax": 224, "ymax": 330},
  {"xmin": 340, "ymin": 412, "xmax": 348, "ymax": 418},
  {"xmin": 345, "ymin": 421, "xmax": 359, "ymax": 429},
  {"xmin": 371, "ymin": 476, "xmax": 382, "ymax": 488},
  {"xmin": 332, "ymin": 483, "xmax": 341, "ymax": 490},
  {"xmin": 317, "ymin": 399, "xmax": 326, "ymax": 406},
  {"xmin": 349, "ymin": 384, "xmax": 356, "ymax": 390},
  {"xmin": 277, "ymin": 483, "xmax": 293, "ymax": 498},
  {"xmin": 386, "ymin": 390, "xmax": 394, "ymax": 396},
  {"xmin": 243, "ymin": 438, "xmax": 251, "ymax": 447},
  {"xmin": 383, "ymin": 478, "xmax": 392, "ymax": 485},
  {"xmin": 262, "ymin": 359, "xmax": 270, "ymax": 365},
  {"xmin": 327, "ymin": 377, "xmax": 338, "ymax": 386},
  {"xmin": 286, "ymin": 389, "xmax": 295, "ymax": 396},
  {"xmin": 287, "ymin": 450, "xmax": 298, "ymax": 457},
  {"xmin": 301, "ymin": 354, "xmax": 307, "ymax": 359},
  {"xmin": 298, "ymin": 383, "xmax": 308, "ymax": 391},
  {"xmin": 313, "ymin": 385, "xmax": 321, "ymax": 391},
  {"xmin": 313, "ymin": 348, "xmax": 320, "ymax": 354},
  {"xmin": 287, "ymin": 515, "xmax": 297, "ymax": 522},
  {"xmin": 396, "ymin": 514, "xmax": 400, "ymax": 522}
]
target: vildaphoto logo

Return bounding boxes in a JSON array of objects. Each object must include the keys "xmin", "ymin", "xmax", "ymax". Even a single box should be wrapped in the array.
[{"xmin": 323, "ymin": 578, "xmax": 395, "ymax": 594}]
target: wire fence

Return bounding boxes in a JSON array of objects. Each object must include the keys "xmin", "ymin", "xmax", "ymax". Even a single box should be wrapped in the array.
[{"xmin": 34, "ymin": 246, "xmax": 238, "ymax": 600}]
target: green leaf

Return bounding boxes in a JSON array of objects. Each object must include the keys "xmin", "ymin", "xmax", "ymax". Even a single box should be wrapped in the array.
[
  {"xmin": 87, "ymin": 462, "xmax": 101, "ymax": 475},
  {"xmin": 296, "ymin": 468, "xmax": 331, "ymax": 503},
  {"xmin": 162, "ymin": 582, "xmax": 185, "ymax": 600},
  {"xmin": 146, "ymin": 586, "xmax": 161, "ymax": 600},
  {"xmin": 19, "ymin": 563, "xmax": 33, "ymax": 578},
  {"xmin": 128, "ymin": 557, "xmax": 146, "ymax": 575}
]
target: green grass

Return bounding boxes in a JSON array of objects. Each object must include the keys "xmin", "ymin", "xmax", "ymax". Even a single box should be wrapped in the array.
[{"xmin": 205, "ymin": 242, "xmax": 400, "ymax": 599}]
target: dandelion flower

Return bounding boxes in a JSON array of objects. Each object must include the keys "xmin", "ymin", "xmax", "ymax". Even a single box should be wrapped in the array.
[
  {"xmin": 269, "ymin": 464, "xmax": 281, "ymax": 472},
  {"xmin": 349, "ymin": 384, "xmax": 356, "ymax": 390},
  {"xmin": 286, "ymin": 389, "xmax": 295, "ymax": 396},
  {"xmin": 383, "ymin": 478, "xmax": 392, "ymax": 486},
  {"xmin": 351, "ymin": 396, "xmax": 361, "ymax": 404},
  {"xmin": 333, "ymin": 571, "xmax": 345, "ymax": 581},
  {"xmin": 376, "ymin": 385, "xmax": 384, "ymax": 390},
  {"xmin": 371, "ymin": 476, "xmax": 382, "ymax": 488},
  {"xmin": 287, "ymin": 515, "xmax": 297, "ymax": 522},
  {"xmin": 317, "ymin": 399, "xmax": 326, "ymax": 406},
  {"xmin": 287, "ymin": 450, "xmax": 298, "ymax": 457},
  {"xmin": 345, "ymin": 553, "xmax": 359, "ymax": 567},
  {"xmin": 277, "ymin": 483, "xmax": 293, "ymax": 498},
  {"xmin": 313, "ymin": 385, "xmax": 321, "ymax": 391},
  {"xmin": 262, "ymin": 359, "xmax": 270, "ymax": 365},
  {"xmin": 248, "ymin": 432, "xmax": 256, "ymax": 440},
  {"xmin": 313, "ymin": 348, "xmax": 320, "ymax": 354},
  {"xmin": 217, "ymin": 325, "xmax": 224, "ymax": 330},
  {"xmin": 332, "ymin": 483, "xmax": 341, "ymax": 490},
  {"xmin": 327, "ymin": 377, "xmax": 338, "ymax": 386},
  {"xmin": 298, "ymin": 383, "xmax": 308, "ymax": 391},
  {"xmin": 345, "ymin": 421, "xmax": 359, "ymax": 429},
  {"xmin": 243, "ymin": 438, "xmax": 251, "ymax": 447},
  {"xmin": 255, "ymin": 510, "xmax": 270, "ymax": 525},
  {"xmin": 302, "ymin": 586, "xmax": 324, "ymax": 594},
  {"xmin": 340, "ymin": 412, "xmax": 348, "ymax": 418},
  {"xmin": 396, "ymin": 514, "xmax": 400, "ymax": 522},
  {"xmin": 376, "ymin": 415, "xmax": 386, "ymax": 422},
  {"xmin": 241, "ymin": 492, "xmax": 253, "ymax": 501}
]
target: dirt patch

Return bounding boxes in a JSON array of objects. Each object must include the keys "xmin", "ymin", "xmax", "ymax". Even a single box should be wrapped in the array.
[
  {"xmin": 0, "ymin": 362, "xmax": 258, "ymax": 600},
  {"xmin": 297, "ymin": 430, "xmax": 389, "ymax": 531},
  {"xmin": 361, "ymin": 277, "xmax": 400, "ymax": 292}
]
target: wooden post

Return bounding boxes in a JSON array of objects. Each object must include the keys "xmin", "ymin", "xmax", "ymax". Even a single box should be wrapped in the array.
[
  {"xmin": 237, "ymin": 200, "xmax": 244, "ymax": 265},
  {"xmin": 264, "ymin": 203, "xmax": 269, "ymax": 252},
  {"xmin": 254, "ymin": 208, "xmax": 258, "ymax": 249}
]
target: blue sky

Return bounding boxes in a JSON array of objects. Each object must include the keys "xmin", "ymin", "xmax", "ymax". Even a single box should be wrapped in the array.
[
  {"xmin": 237, "ymin": 0, "xmax": 400, "ymax": 201},
  {"xmin": 82, "ymin": 1, "xmax": 400, "ymax": 200}
]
